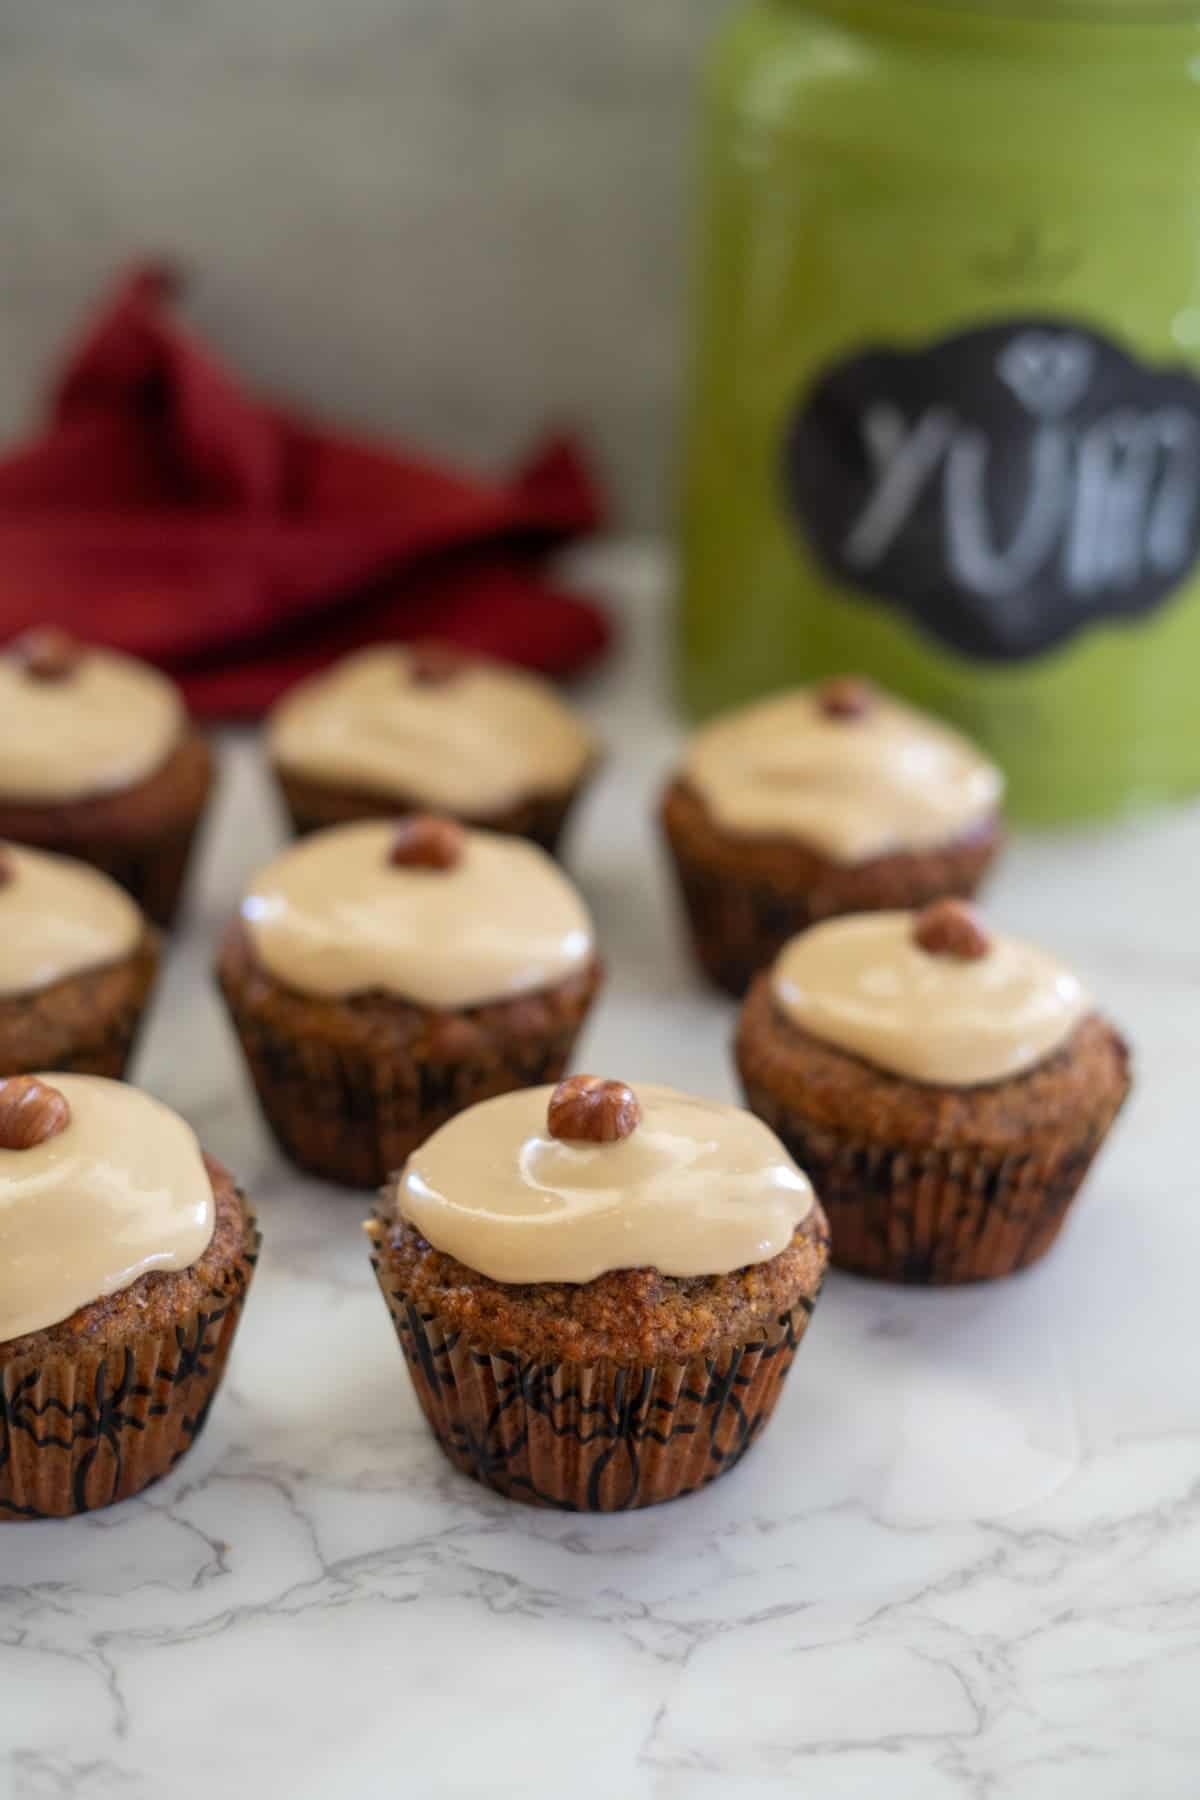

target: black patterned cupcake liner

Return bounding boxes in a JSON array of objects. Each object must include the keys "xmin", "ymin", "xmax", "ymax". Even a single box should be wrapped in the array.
[
  {"xmin": 222, "ymin": 994, "xmax": 587, "ymax": 1191},
  {"xmin": 35, "ymin": 1006, "xmax": 150, "ymax": 1081},
  {"xmin": 0, "ymin": 1202, "xmax": 259, "ymax": 1520},
  {"xmin": 666, "ymin": 852, "xmax": 1004, "ymax": 1001},
  {"xmin": 63, "ymin": 817, "xmax": 208, "ymax": 931},
  {"xmin": 0, "ymin": 941, "xmax": 161, "ymax": 1084},
  {"xmin": 371, "ymin": 1273, "xmax": 821, "ymax": 1511},
  {"xmin": 740, "ymin": 1083, "xmax": 1123, "ymax": 1284},
  {"xmin": 273, "ymin": 769, "xmax": 582, "ymax": 858},
  {"xmin": 666, "ymin": 857, "xmax": 833, "ymax": 999}
]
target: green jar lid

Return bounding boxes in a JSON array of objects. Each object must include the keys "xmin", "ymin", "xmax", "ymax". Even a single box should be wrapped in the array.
[
  {"xmin": 799, "ymin": 1, "xmax": 1200, "ymax": 29},
  {"xmin": 930, "ymin": 0, "xmax": 1196, "ymax": 15}
]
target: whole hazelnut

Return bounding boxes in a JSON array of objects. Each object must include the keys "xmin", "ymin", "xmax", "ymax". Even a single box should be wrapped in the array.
[
  {"xmin": 8, "ymin": 626, "xmax": 82, "ymax": 682},
  {"xmin": 0, "ymin": 1076, "xmax": 72, "ymax": 1151},
  {"xmin": 547, "ymin": 1076, "xmax": 641, "ymax": 1144},
  {"xmin": 913, "ymin": 899, "xmax": 991, "ymax": 961},
  {"xmin": 388, "ymin": 816, "xmax": 466, "ymax": 871},
  {"xmin": 406, "ymin": 642, "xmax": 468, "ymax": 687},
  {"xmin": 816, "ymin": 675, "xmax": 875, "ymax": 721}
]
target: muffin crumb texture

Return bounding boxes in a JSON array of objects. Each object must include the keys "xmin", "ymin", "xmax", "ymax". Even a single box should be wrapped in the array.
[
  {"xmin": 369, "ymin": 1211, "xmax": 828, "ymax": 1365},
  {"xmin": 369, "ymin": 1209, "xmax": 829, "ymax": 1510},
  {"xmin": 219, "ymin": 920, "xmax": 602, "ymax": 1188},
  {"xmin": 0, "ymin": 1157, "xmax": 258, "ymax": 1519},
  {"xmin": 660, "ymin": 775, "xmax": 1001, "ymax": 997},
  {"xmin": 737, "ymin": 978, "xmax": 1132, "ymax": 1283},
  {"xmin": 0, "ymin": 930, "xmax": 160, "ymax": 1079}
]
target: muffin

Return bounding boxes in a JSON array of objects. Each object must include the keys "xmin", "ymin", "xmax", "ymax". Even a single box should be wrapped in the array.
[
  {"xmin": 736, "ymin": 900, "xmax": 1132, "ymax": 1284},
  {"xmin": 368, "ymin": 1074, "xmax": 830, "ymax": 1510},
  {"xmin": 0, "ymin": 627, "xmax": 213, "ymax": 927},
  {"xmin": 0, "ymin": 1073, "xmax": 259, "ymax": 1519},
  {"xmin": 266, "ymin": 641, "xmax": 598, "ymax": 853},
  {"xmin": 217, "ymin": 815, "xmax": 603, "ymax": 1189},
  {"xmin": 661, "ymin": 676, "xmax": 1004, "ymax": 996},
  {"xmin": 0, "ymin": 842, "xmax": 160, "ymax": 1079}
]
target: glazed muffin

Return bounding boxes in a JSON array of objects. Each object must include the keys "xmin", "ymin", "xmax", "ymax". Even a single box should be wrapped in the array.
[
  {"xmin": 368, "ymin": 1075, "xmax": 830, "ymax": 1511},
  {"xmin": 661, "ymin": 676, "xmax": 1003, "ymax": 996},
  {"xmin": 217, "ymin": 815, "xmax": 603, "ymax": 1189},
  {"xmin": 0, "ymin": 627, "xmax": 213, "ymax": 927},
  {"xmin": 736, "ymin": 901, "xmax": 1132, "ymax": 1285},
  {"xmin": 0, "ymin": 843, "xmax": 159, "ymax": 1079},
  {"xmin": 266, "ymin": 641, "xmax": 598, "ymax": 853},
  {"xmin": 0, "ymin": 1073, "xmax": 259, "ymax": 1518}
]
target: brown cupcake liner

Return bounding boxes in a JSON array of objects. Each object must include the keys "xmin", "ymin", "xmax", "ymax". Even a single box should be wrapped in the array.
[
  {"xmin": 740, "ymin": 1081, "xmax": 1121, "ymax": 1284},
  {"xmin": 665, "ymin": 855, "xmax": 815, "ymax": 997},
  {"xmin": 55, "ymin": 820, "xmax": 205, "ymax": 930},
  {"xmin": 0, "ymin": 736, "xmax": 214, "ymax": 929},
  {"xmin": 0, "ymin": 932, "xmax": 161, "ymax": 1082},
  {"xmin": 659, "ymin": 781, "xmax": 1001, "ymax": 998},
  {"xmin": 370, "ymin": 1275, "xmax": 821, "ymax": 1510},
  {"xmin": 273, "ymin": 765, "xmax": 585, "ymax": 858},
  {"xmin": 667, "ymin": 850, "xmax": 999, "ymax": 1000},
  {"xmin": 0, "ymin": 1202, "xmax": 259, "ymax": 1521},
  {"xmin": 31, "ymin": 1017, "xmax": 147, "ymax": 1082},
  {"xmin": 8, "ymin": 1024, "xmax": 146, "ymax": 1084},
  {"xmin": 221, "ymin": 991, "xmax": 591, "ymax": 1190}
]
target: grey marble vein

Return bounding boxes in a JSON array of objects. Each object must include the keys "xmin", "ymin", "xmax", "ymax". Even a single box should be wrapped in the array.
[{"xmin": 1, "ymin": 544, "xmax": 1199, "ymax": 1799}]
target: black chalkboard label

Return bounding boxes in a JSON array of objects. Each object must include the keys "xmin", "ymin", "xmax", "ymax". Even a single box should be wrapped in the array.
[{"xmin": 782, "ymin": 320, "xmax": 1200, "ymax": 661}]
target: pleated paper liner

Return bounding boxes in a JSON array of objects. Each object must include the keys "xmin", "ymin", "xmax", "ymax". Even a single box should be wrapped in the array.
[
  {"xmin": 273, "ymin": 766, "xmax": 583, "ymax": 858},
  {"xmin": 0, "ymin": 1199, "xmax": 259, "ymax": 1521},
  {"xmin": 42, "ymin": 1006, "xmax": 151, "ymax": 1081},
  {"xmin": 659, "ymin": 790, "xmax": 999, "ymax": 1000},
  {"xmin": 370, "ymin": 1266, "xmax": 822, "ymax": 1511},
  {"xmin": 14, "ymin": 1015, "xmax": 148, "ymax": 1083},
  {"xmin": 740, "ymin": 1083, "xmax": 1125, "ymax": 1284},
  {"xmin": 0, "ymin": 936, "xmax": 160, "ymax": 1083},
  {"xmin": 75, "ymin": 817, "xmax": 208, "ymax": 932},
  {"xmin": 220, "ymin": 985, "xmax": 589, "ymax": 1191}
]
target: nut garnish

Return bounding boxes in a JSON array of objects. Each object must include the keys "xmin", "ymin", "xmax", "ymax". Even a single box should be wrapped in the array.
[
  {"xmin": 406, "ymin": 642, "xmax": 468, "ymax": 687},
  {"xmin": 8, "ymin": 626, "xmax": 82, "ymax": 682},
  {"xmin": 547, "ymin": 1076, "xmax": 641, "ymax": 1144},
  {"xmin": 817, "ymin": 675, "xmax": 874, "ymax": 720},
  {"xmin": 388, "ymin": 815, "xmax": 466, "ymax": 870},
  {"xmin": 0, "ymin": 1076, "xmax": 72, "ymax": 1151},
  {"xmin": 913, "ymin": 899, "xmax": 991, "ymax": 961}
]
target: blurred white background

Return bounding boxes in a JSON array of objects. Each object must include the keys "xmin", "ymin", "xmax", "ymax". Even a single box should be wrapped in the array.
[{"xmin": 0, "ymin": 0, "xmax": 730, "ymax": 526}]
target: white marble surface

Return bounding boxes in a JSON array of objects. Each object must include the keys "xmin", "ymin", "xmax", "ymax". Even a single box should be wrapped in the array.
[{"xmin": 3, "ymin": 543, "xmax": 1199, "ymax": 1799}]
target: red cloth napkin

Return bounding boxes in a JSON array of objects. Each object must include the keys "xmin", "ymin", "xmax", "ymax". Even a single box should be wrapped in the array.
[{"xmin": 0, "ymin": 265, "xmax": 611, "ymax": 715}]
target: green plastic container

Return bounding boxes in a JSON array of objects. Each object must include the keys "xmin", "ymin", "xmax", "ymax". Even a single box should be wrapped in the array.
[{"xmin": 678, "ymin": 0, "xmax": 1200, "ymax": 823}]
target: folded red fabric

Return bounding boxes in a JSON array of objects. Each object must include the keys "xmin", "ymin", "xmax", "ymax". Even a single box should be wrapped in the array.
[{"xmin": 0, "ymin": 265, "xmax": 611, "ymax": 715}]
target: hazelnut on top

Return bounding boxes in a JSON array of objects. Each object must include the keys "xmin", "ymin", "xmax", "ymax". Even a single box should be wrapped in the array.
[
  {"xmin": 770, "ymin": 908, "xmax": 1090, "ymax": 1086},
  {"xmin": 390, "ymin": 1078, "xmax": 814, "ymax": 1285},
  {"xmin": 0, "ymin": 843, "xmax": 145, "ymax": 997},
  {"xmin": 267, "ymin": 643, "xmax": 596, "ymax": 815},
  {"xmin": 0, "ymin": 1075, "xmax": 214, "ymax": 1343},
  {"xmin": 0, "ymin": 631, "xmax": 185, "ymax": 802},
  {"xmin": 681, "ymin": 681, "xmax": 1002, "ymax": 861},
  {"xmin": 238, "ymin": 818, "xmax": 595, "ymax": 1010}
]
